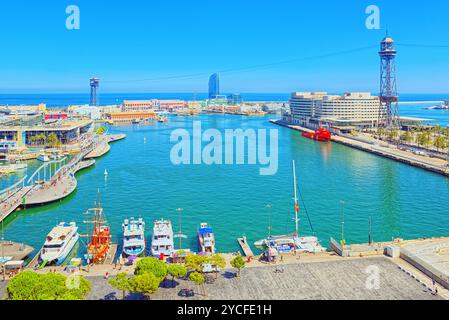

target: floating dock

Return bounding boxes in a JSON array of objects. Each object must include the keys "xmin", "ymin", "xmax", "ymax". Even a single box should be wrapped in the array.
[{"xmin": 237, "ymin": 236, "xmax": 254, "ymax": 257}]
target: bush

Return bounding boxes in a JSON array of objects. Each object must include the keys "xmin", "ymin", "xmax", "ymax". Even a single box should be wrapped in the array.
[
  {"xmin": 6, "ymin": 271, "xmax": 91, "ymax": 300},
  {"xmin": 134, "ymin": 257, "xmax": 168, "ymax": 280}
]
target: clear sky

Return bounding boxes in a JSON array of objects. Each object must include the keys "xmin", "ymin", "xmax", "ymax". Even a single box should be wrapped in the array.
[{"xmin": 0, "ymin": 0, "xmax": 448, "ymax": 93}]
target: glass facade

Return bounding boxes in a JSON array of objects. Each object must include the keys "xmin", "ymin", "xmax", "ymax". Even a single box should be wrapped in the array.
[
  {"xmin": 227, "ymin": 93, "xmax": 242, "ymax": 105},
  {"xmin": 208, "ymin": 73, "xmax": 220, "ymax": 99}
]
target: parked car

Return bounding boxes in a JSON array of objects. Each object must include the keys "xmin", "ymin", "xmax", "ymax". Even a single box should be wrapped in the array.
[{"xmin": 179, "ymin": 288, "xmax": 195, "ymax": 298}]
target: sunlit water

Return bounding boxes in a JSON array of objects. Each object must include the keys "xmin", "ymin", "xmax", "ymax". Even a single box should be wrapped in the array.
[{"xmin": 2, "ymin": 114, "xmax": 449, "ymax": 260}]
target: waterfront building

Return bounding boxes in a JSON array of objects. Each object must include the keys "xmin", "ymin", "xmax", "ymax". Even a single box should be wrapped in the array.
[
  {"xmin": 158, "ymin": 100, "xmax": 188, "ymax": 111},
  {"xmin": 122, "ymin": 100, "xmax": 158, "ymax": 112},
  {"xmin": 289, "ymin": 92, "xmax": 385, "ymax": 131},
  {"xmin": 105, "ymin": 111, "xmax": 156, "ymax": 124},
  {"xmin": 68, "ymin": 105, "xmax": 102, "ymax": 120},
  {"xmin": 0, "ymin": 119, "xmax": 93, "ymax": 150},
  {"xmin": 208, "ymin": 73, "xmax": 220, "ymax": 99},
  {"xmin": 227, "ymin": 93, "xmax": 243, "ymax": 105}
]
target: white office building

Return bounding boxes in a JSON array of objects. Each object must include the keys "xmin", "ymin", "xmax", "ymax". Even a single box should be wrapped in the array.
[{"xmin": 288, "ymin": 92, "xmax": 386, "ymax": 131}]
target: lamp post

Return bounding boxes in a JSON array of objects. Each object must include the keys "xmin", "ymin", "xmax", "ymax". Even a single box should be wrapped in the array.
[{"xmin": 340, "ymin": 200, "xmax": 345, "ymax": 245}]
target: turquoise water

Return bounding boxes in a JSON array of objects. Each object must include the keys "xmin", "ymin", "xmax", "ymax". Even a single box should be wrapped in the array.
[{"xmin": 2, "ymin": 114, "xmax": 449, "ymax": 258}]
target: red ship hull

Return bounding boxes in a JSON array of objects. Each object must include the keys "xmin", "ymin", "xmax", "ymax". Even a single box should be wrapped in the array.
[{"xmin": 301, "ymin": 128, "xmax": 331, "ymax": 142}]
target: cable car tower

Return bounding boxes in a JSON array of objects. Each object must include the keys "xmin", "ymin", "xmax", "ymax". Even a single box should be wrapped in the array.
[
  {"xmin": 90, "ymin": 77, "xmax": 100, "ymax": 106},
  {"xmin": 378, "ymin": 35, "xmax": 400, "ymax": 128}
]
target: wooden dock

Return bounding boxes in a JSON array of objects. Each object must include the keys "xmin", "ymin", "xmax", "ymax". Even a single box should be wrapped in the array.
[
  {"xmin": 237, "ymin": 236, "xmax": 254, "ymax": 257},
  {"xmin": 104, "ymin": 244, "xmax": 118, "ymax": 265}
]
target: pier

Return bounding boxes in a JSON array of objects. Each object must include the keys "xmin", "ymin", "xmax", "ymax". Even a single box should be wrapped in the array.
[
  {"xmin": 237, "ymin": 236, "xmax": 254, "ymax": 258},
  {"xmin": 270, "ymin": 120, "xmax": 449, "ymax": 177},
  {"xmin": 0, "ymin": 241, "xmax": 34, "ymax": 261},
  {"xmin": 0, "ymin": 133, "xmax": 126, "ymax": 223}
]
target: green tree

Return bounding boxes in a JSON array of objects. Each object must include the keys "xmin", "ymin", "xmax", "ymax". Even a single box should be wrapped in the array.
[
  {"xmin": 167, "ymin": 264, "xmax": 187, "ymax": 286},
  {"xmin": 185, "ymin": 254, "xmax": 208, "ymax": 272},
  {"xmin": 400, "ymin": 130, "xmax": 413, "ymax": 144},
  {"xmin": 47, "ymin": 132, "xmax": 61, "ymax": 147},
  {"xmin": 387, "ymin": 129, "xmax": 399, "ymax": 141},
  {"xmin": 6, "ymin": 271, "xmax": 91, "ymax": 300},
  {"xmin": 230, "ymin": 256, "xmax": 246, "ymax": 277},
  {"xmin": 96, "ymin": 126, "xmax": 106, "ymax": 135},
  {"xmin": 130, "ymin": 272, "xmax": 161, "ymax": 300},
  {"xmin": 108, "ymin": 272, "xmax": 133, "ymax": 300},
  {"xmin": 434, "ymin": 135, "xmax": 447, "ymax": 151},
  {"xmin": 209, "ymin": 254, "xmax": 226, "ymax": 279},
  {"xmin": 189, "ymin": 271, "xmax": 206, "ymax": 296},
  {"xmin": 134, "ymin": 257, "xmax": 168, "ymax": 280}
]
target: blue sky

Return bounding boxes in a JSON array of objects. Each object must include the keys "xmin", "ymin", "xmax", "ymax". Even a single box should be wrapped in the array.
[{"xmin": 0, "ymin": 0, "xmax": 448, "ymax": 93}]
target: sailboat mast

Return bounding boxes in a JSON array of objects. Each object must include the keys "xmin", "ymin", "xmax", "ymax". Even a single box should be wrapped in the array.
[{"xmin": 292, "ymin": 160, "xmax": 299, "ymax": 237}]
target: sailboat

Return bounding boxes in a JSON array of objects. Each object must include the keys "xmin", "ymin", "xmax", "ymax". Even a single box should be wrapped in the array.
[
  {"xmin": 254, "ymin": 160, "xmax": 326, "ymax": 253},
  {"xmin": 82, "ymin": 192, "xmax": 111, "ymax": 264}
]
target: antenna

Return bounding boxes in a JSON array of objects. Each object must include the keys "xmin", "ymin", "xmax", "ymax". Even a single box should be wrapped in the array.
[
  {"xmin": 266, "ymin": 203, "xmax": 272, "ymax": 238},
  {"xmin": 340, "ymin": 200, "xmax": 345, "ymax": 245},
  {"xmin": 368, "ymin": 216, "xmax": 373, "ymax": 245},
  {"xmin": 292, "ymin": 160, "xmax": 300, "ymax": 237}
]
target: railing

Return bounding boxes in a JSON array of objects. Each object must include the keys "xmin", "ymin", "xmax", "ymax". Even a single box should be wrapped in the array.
[
  {"xmin": 0, "ymin": 176, "xmax": 27, "ymax": 202},
  {"xmin": 26, "ymin": 157, "xmax": 68, "ymax": 185}
]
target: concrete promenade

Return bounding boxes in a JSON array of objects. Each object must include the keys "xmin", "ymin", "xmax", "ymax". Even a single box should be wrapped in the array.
[
  {"xmin": 24, "ymin": 160, "xmax": 95, "ymax": 206},
  {"xmin": 68, "ymin": 257, "xmax": 441, "ymax": 300},
  {"xmin": 270, "ymin": 120, "xmax": 449, "ymax": 177}
]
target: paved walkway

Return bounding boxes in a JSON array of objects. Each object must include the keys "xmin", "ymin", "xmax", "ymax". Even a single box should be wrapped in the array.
[{"xmin": 83, "ymin": 257, "xmax": 440, "ymax": 300}]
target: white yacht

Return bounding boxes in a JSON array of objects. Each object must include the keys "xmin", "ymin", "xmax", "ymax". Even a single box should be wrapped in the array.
[
  {"xmin": 151, "ymin": 218, "xmax": 174, "ymax": 258},
  {"xmin": 37, "ymin": 154, "xmax": 50, "ymax": 162},
  {"xmin": 197, "ymin": 222, "xmax": 216, "ymax": 254},
  {"xmin": 122, "ymin": 217, "xmax": 146, "ymax": 257},
  {"xmin": 39, "ymin": 222, "xmax": 79, "ymax": 266}
]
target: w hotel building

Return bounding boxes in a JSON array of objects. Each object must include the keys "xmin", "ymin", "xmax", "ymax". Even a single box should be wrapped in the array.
[{"xmin": 288, "ymin": 92, "xmax": 385, "ymax": 132}]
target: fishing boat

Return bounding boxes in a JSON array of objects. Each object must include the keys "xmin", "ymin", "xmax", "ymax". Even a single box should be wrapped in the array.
[
  {"xmin": 37, "ymin": 154, "xmax": 50, "ymax": 162},
  {"xmin": 151, "ymin": 218, "xmax": 174, "ymax": 259},
  {"xmin": 39, "ymin": 222, "xmax": 79, "ymax": 266},
  {"xmin": 254, "ymin": 160, "xmax": 326, "ymax": 254},
  {"xmin": 122, "ymin": 217, "xmax": 146, "ymax": 257},
  {"xmin": 82, "ymin": 193, "xmax": 111, "ymax": 264},
  {"xmin": 302, "ymin": 128, "xmax": 331, "ymax": 142},
  {"xmin": 197, "ymin": 222, "xmax": 216, "ymax": 254}
]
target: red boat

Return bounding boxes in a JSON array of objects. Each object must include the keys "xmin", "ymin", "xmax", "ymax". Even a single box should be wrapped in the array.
[
  {"xmin": 302, "ymin": 128, "xmax": 332, "ymax": 142},
  {"xmin": 82, "ymin": 192, "xmax": 111, "ymax": 265}
]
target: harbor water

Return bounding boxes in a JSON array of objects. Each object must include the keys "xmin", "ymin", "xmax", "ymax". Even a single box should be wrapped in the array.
[{"xmin": 2, "ymin": 110, "xmax": 449, "ymax": 259}]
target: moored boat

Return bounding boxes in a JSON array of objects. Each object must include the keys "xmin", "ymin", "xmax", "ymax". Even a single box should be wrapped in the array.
[
  {"xmin": 254, "ymin": 160, "xmax": 326, "ymax": 254},
  {"xmin": 151, "ymin": 218, "xmax": 174, "ymax": 259},
  {"xmin": 197, "ymin": 222, "xmax": 216, "ymax": 254},
  {"xmin": 39, "ymin": 222, "xmax": 79, "ymax": 266},
  {"xmin": 37, "ymin": 154, "xmax": 50, "ymax": 162},
  {"xmin": 82, "ymin": 193, "xmax": 111, "ymax": 264},
  {"xmin": 122, "ymin": 217, "xmax": 146, "ymax": 257},
  {"xmin": 302, "ymin": 128, "xmax": 331, "ymax": 142}
]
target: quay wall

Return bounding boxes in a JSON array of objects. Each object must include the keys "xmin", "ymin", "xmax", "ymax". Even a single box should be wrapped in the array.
[{"xmin": 270, "ymin": 120, "xmax": 449, "ymax": 177}]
